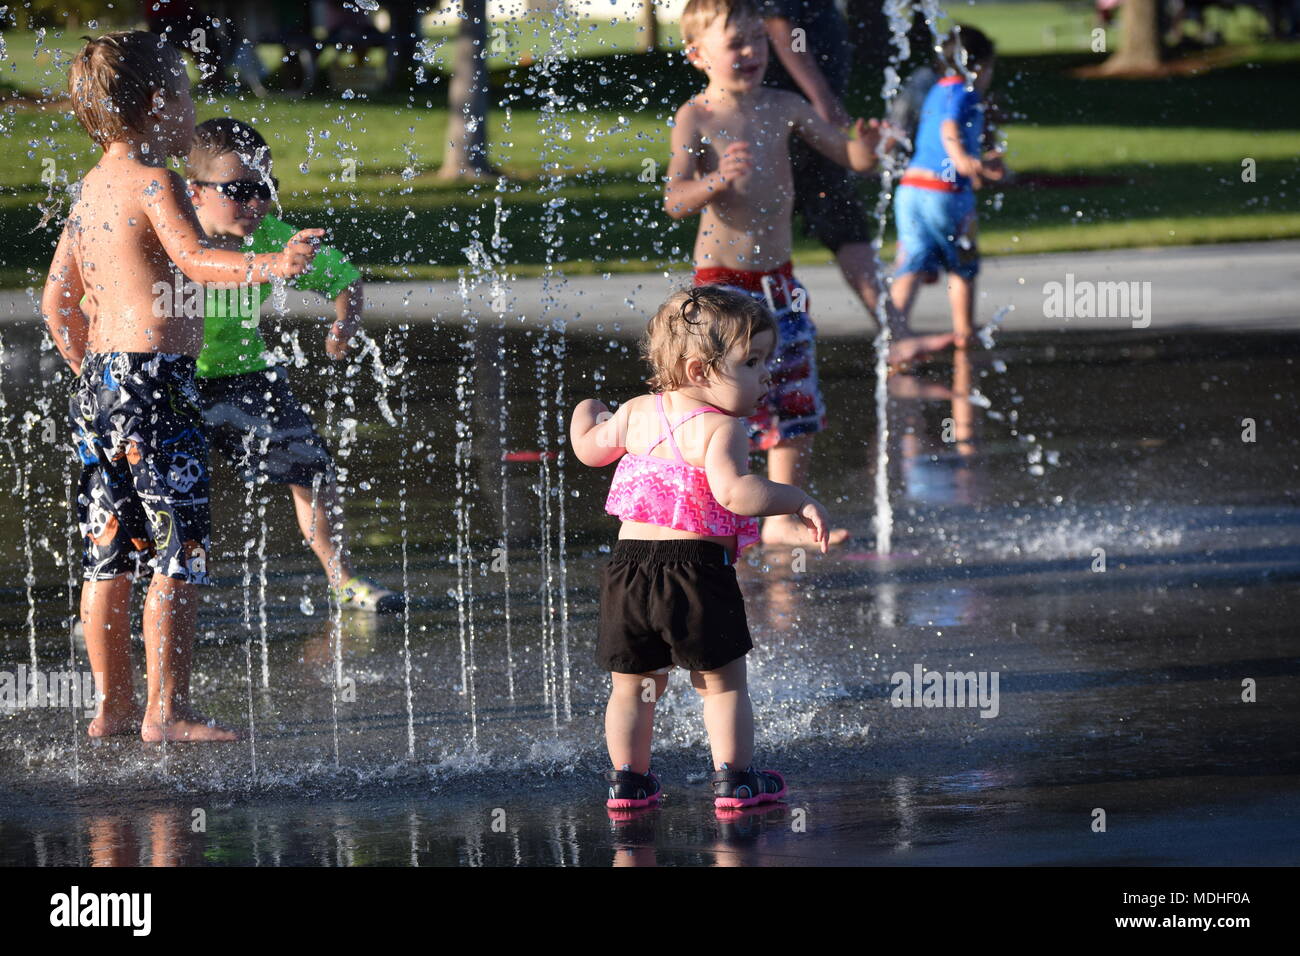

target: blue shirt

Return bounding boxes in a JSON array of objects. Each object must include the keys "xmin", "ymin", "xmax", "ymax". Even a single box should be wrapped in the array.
[{"xmin": 910, "ymin": 76, "xmax": 985, "ymax": 191}]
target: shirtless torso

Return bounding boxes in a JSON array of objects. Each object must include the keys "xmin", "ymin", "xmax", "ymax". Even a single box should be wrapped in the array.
[
  {"xmin": 665, "ymin": 86, "xmax": 875, "ymax": 272},
  {"xmin": 67, "ymin": 154, "xmax": 209, "ymax": 356},
  {"xmin": 685, "ymin": 88, "xmax": 798, "ymax": 271},
  {"xmin": 42, "ymin": 143, "xmax": 320, "ymax": 368}
]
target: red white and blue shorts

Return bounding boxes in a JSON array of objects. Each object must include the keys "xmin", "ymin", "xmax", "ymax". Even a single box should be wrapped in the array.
[{"xmin": 693, "ymin": 262, "xmax": 828, "ymax": 452}]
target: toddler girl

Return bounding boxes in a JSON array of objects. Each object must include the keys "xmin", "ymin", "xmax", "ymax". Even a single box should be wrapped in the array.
[{"xmin": 569, "ymin": 286, "xmax": 831, "ymax": 811}]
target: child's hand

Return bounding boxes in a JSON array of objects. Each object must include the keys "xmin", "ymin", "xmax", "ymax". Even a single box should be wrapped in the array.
[
  {"xmin": 846, "ymin": 118, "xmax": 882, "ymax": 172},
  {"xmin": 954, "ymin": 154, "xmax": 986, "ymax": 189},
  {"xmin": 325, "ymin": 317, "xmax": 358, "ymax": 359},
  {"xmin": 272, "ymin": 228, "xmax": 325, "ymax": 279},
  {"xmin": 980, "ymin": 150, "xmax": 1007, "ymax": 183},
  {"xmin": 716, "ymin": 141, "xmax": 753, "ymax": 189},
  {"xmin": 796, "ymin": 494, "xmax": 832, "ymax": 554}
]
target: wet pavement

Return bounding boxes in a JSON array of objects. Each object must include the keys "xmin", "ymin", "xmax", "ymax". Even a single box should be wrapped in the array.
[{"xmin": 1, "ymin": 317, "xmax": 1298, "ymax": 866}]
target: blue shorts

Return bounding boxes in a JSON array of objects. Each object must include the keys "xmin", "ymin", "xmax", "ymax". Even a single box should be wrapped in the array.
[{"xmin": 894, "ymin": 184, "xmax": 980, "ymax": 280}]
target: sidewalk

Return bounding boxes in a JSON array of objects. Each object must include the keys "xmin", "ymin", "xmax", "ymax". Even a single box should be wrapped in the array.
[{"xmin": 4, "ymin": 241, "xmax": 1297, "ymax": 336}]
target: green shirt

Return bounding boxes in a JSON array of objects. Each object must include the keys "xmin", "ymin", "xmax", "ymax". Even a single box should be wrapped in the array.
[{"xmin": 196, "ymin": 214, "xmax": 361, "ymax": 379}]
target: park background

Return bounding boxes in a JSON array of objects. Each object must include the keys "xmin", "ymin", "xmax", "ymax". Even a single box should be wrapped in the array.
[{"xmin": 1, "ymin": 0, "xmax": 1297, "ymax": 289}]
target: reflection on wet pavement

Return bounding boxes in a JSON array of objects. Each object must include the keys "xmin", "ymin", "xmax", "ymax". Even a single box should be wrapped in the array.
[{"xmin": 1, "ymin": 324, "xmax": 1297, "ymax": 865}]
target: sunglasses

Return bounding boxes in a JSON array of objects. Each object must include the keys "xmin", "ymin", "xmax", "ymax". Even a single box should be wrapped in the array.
[{"xmin": 192, "ymin": 177, "xmax": 279, "ymax": 203}]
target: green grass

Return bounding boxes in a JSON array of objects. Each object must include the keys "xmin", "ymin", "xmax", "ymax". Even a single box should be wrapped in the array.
[
  {"xmin": 931, "ymin": 0, "xmax": 1276, "ymax": 54},
  {"xmin": 2, "ymin": 7, "xmax": 1298, "ymax": 289}
]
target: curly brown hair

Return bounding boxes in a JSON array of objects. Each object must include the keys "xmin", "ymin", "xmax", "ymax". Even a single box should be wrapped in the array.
[{"xmin": 641, "ymin": 285, "xmax": 777, "ymax": 392}]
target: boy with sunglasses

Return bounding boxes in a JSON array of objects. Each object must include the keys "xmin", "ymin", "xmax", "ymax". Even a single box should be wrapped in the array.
[{"xmin": 185, "ymin": 117, "xmax": 402, "ymax": 613}]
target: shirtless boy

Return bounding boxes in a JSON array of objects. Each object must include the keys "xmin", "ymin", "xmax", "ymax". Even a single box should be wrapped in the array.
[
  {"xmin": 40, "ymin": 31, "xmax": 321, "ymax": 741},
  {"xmin": 665, "ymin": 0, "xmax": 878, "ymax": 547}
]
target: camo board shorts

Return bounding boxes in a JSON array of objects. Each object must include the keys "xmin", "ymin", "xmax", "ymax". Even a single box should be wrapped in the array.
[
  {"xmin": 70, "ymin": 353, "xmax": 211, "ymax": 583},
  {"xmin": 694, "ymin": 262, "xmax": 828, "ymax": 451},
  {"xmin": 197, "ymin": 365, "xmax": 333, "ymax": 488}
]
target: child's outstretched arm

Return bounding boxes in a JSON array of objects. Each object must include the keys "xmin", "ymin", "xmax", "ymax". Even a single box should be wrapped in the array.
[
  {"xmin": 325, "ymin": 281, "xmax": 363, "ymax": 359},
  {"xmin": 143, "ymin": 168, "xmax": 324, "ymax": 283},
  {"xmin": 788, "ymin": 95, "xmax": 881, "ymax": 174},
  {"xmin": 763, "ymin": 15, "xmax": 850, "ymax": 127},
  {"xmin": 40, "ymin": 225, "xmax": 89, "ymax": 374},
  {"xmin": 663, "ymin": 104, "xmax": 749, "ymax": 220},
  {"xmin": 570, "ymin": 398, "xmax": 631, "ymax": 468},
  {"xmin": 704, "ymin": 418, "xmax": 831, "ymax": 552}
]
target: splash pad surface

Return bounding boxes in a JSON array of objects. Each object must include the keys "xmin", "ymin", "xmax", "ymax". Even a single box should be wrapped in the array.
[{"xmin": 2, "ymin": 320, "xmax": 1296, "ymax": 866}]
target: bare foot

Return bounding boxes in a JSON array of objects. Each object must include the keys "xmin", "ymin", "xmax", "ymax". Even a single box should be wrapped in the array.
[
  {"xmin": 88, "ymin": 705, "xmax": 144, "ymax": 738},
  {"xmin": 141, "ymin": 706, "xmax": 239, "ymax": 743},
  {"xmin": 888, "ymin": 332, "xmax": 955, "ymax": 368},
  {"xmin": 760, "ymin": 514, "xmax": 850, "ymax": 549}
]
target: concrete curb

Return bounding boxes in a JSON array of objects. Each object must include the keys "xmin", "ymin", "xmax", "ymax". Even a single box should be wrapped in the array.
[{"xmin": 5, "ymin": 240, "xmax": 1297, "ymax": 337}]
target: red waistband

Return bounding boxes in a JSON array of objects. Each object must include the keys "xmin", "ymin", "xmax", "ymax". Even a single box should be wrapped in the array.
[
  {"xmin": 693, "ymin": 260, "xmax": 795, "ymax": 293},
  {"xmin": 899, "ymin": 174, "xmax": 961, "ymax": 193}
]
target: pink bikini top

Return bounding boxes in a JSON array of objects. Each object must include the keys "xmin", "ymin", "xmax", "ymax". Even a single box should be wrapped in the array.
[{"xmin": 605, "ymin": 393, "xmax": 760, "ymax": 552}]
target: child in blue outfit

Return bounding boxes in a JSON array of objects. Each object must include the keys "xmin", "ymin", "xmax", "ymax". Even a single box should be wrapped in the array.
[{"xmin": 890, "ymin": 25, "xmax": 1004, "ymax": 349}]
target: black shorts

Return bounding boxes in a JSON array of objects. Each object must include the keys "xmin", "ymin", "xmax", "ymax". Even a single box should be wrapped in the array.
[
  {"xmin": 71, "ymin": 353, "xmax": 211, "ymax": 583},
  {"xmin": 197, "ymin": 365, "xmax": 334, "ymax": 488},
  {"xmin": 790, "ymin": 133, "xmax": 874, "ymax": 252},
  {"xmin": 597, "ymin": 540, "xmax": 753, "ymax": 674}
]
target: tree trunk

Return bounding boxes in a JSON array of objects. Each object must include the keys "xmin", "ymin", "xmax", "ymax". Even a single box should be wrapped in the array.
[
  {"xmin": 638, "ymin": 1, "xmax": 659, "ymax": 53},
  {"xmin": 1102, "ymin": 0, "xmax": 1162, "ymax": 72},
  {"xmin": 439, "ymin": 0, "xmax": 496, "ymax": 179}
]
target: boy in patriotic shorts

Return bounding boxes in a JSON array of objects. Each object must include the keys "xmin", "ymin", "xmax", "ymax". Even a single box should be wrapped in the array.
[{"xmin": 666, "ymin": 0, "xmax": 882, "ymax": 546}]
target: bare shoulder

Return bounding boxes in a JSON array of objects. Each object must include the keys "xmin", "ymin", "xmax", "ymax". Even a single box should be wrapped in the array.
[
  {"xmin": 705, "ymin": 412, "xmax": 747, "ymax": 443},
  {"xmin": 133, "ymin": 163, "xmax": 185, "ymax": 196},
  {"xmin": 689, "ymin": 407, "xmax": 746, "ymax": 462},
  {"xmin": 676, "ymin": 96, "xmax": 703, "ymax": 121},
  {"xmin": 697, "ymin": 413, "xmax": 749, "ymax": 468},
  {"xmin": 97, "ymin": 160, "xmax": 183, "ymax": 206},
  {"xmin": 673, "ymin": 98, "xmax": 704, "ymax": 135},
  {"xmin": 621, "ymin": 392, "xmax": 656, "ymax": 418}
]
